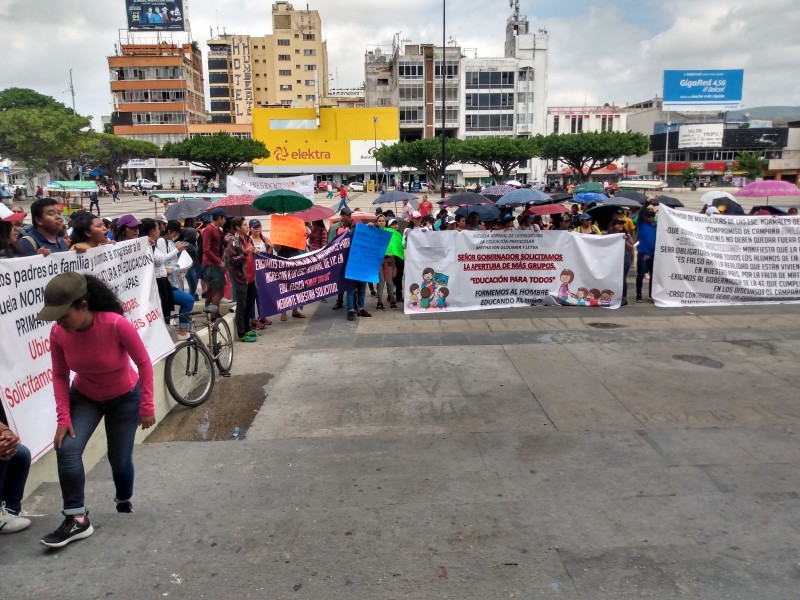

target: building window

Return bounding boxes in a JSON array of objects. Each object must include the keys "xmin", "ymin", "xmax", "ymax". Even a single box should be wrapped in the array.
[
  {"xmin": 553, "ymin": 116, "xmax": 559, "ymax": 134},
  {"xmin": 208, "ymin": 72, "xmax": 229, "ymax": 84},
  {"xmin": 303, "ymin": 33, "xmax": 316, "ymax": 41},
  {"xmin": 570, "ymin": 115, "xmax": 584, "ymax": 133},
  {"xmin": 399, "ymin": 107, "xmax": 423, "ymax": 124},
  {"xmin": 434, "ymin": 107, "xmax": 459, "ymax": 124},
  {"xmin": 378, "ymin": 98, "xmax": 390, "ymax": 107},
  {"xmin": 434, "ymin": 61, "xmax": 459, "ymax": 79},
  {"xmin": 209, "ymin": 87, "xmax": 230, "ymax": 98},
  {"xmin": 132, "ymin": 111, "xmax": 186, "ymax": 125},
  {"xmin": 465, "ymin": 114, "xmax": 514, "ymax": 131},
  {"xmin": 399, "ymin": 83, "xmax": 424, "ymax": 102},
  {"xmin": 278, "ymin": 54, "xmax": 291, "ymax": 61},
  {"xmin": 434, "ymin": 85, "xmax": 459, "ymax": 102},
  {"xmin": 305, "ymin": 79, "xmax": 315, "ymax": 86},
  {"xmin": 279, "ymin": 69, "xmax": 291, "ymax": 76},
  {"xmin": 305, "ymin": 95, "xmax": 316, "ymax": 102},
  {"xmin": 280, "ymin": 100, "xmax": 293, "ymax": 106},
  {"xmin": 277, "ymin": 39, "xmax": 290, "ymax": 46},
  {"xmin": 303, "ymin": 49, "xmax": 316, "ymax": 56},
  {"xmin": 210, "ymin": 101, "xmax": 231, "ymax": 112},
  {"xmin": 465, "ymin": 93, "xmax": 514, "ymax": 109},
  {"xmin": 279, "ymin": 84, "xmax": 293, "ymax": 91},
  {"xmin": 207, "ymin": 59, "xmax": 228, "ymax": 70},
  {"xmin": 304, "ymin": 64, "xmax": 317, "ymax": 71},
  {"xmin": 465, "ymin": 71, "xmax": 515, "ymax": 89},
  {"xmin": 601, "ymin": 115, "xmax": 614, "ymax": 132},
  {"xmin": 398, "ymin": 61, "xmax": 424, "ymax": 79}
]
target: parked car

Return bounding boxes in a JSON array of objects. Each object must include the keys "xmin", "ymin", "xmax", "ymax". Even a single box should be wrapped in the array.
[
  {"xmin": 124, "ymin": 178, "xmax": 163, "ymax": 191},
  {"xmin": 347, "ymin": 181, "xmax": 365, "ymax": 192}
]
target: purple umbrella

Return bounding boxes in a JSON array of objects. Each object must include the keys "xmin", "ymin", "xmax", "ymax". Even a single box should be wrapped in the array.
[{"xmin": 737, "ymin": 180, "xmax": 800, "ymax": 204}]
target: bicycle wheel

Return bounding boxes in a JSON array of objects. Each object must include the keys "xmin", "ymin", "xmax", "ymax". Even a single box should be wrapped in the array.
[
  {"xmin": 211, "ymin": 318, "xmax": 234, "ymax": 375},
  {"xmin": 165, "ymin": 340, "xmax": 216, "ymax": 407}
]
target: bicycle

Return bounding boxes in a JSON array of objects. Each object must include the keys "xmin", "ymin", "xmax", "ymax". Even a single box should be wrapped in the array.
[{"xmin": 164, "ymin": 305, "xmax": 235, "ymax": 407}]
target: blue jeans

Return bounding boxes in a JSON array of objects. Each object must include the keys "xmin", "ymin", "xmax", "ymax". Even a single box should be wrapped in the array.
[
  {"xmin": 346, "ymin": 281, "xmax": 366, "ymax": 312},
  {"xmin": 0, "ymin": 443, "xmax": 31, "ymax": 515},
  {"xmin": 623, "ymin": 252, "xmax": 632, "ymax": 299},
  {"xmin": 335, "ymin": 197, "xmax": 350, "ymax": 212},
  {"xmin": 56, "ymin": 382, "xmax": 141, "ymax": 514},
  {"xmin": 185, "ymin": 267, "xmax": 199, "ymax": 298},
  {"xmin": 172, "ymin": 287, "xmax": 195, "ymax": 329}
]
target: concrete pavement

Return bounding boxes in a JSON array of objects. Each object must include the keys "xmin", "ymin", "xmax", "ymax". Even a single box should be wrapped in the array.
[{"xmin": 4, "ymin": 296, "xmax": 800, "ymax": 599}]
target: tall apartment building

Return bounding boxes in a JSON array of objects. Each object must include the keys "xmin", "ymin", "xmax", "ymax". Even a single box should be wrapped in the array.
[
  {"xmin": 364, "ymin": 8, "xmax": 548, "ymax": 182},
  {"xmin": 207, "ymin": 1, "xmax": 329, "ymax": 124},
  {"xmin": 108, "ymin": 42, "xmax": 206, "ymax": 145}
]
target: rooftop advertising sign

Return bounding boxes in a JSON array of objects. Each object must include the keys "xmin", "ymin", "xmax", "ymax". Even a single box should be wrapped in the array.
[
  {"xmin": 663, "ymin": 70, "xmax": 744, "ymax": 111},
  {"xmin": 125, "ymin": 0, "xmax": 185, "ymax": 31},
  {"xmin": 678, "ymin": 123, "xmax": 724, "ymax": 149}
]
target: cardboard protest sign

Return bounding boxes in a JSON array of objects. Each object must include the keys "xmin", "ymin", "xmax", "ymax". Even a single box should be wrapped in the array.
[
  {"xmin": 270, "ymin": 214, "xmax": 307, "ymax": 250},
  {"xmin": 344, "ymin": 222, "xmax": 392, "ymax": 283}
]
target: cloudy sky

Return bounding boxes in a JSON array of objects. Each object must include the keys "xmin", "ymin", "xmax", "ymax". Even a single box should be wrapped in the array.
[{"xmin": 2, "ymin": 0, "xmax": 798, "ymax": 128}]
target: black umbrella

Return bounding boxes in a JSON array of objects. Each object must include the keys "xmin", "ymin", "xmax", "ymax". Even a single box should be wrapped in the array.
[
  {"xmin": 440, "ymin": 192, "xmax": 492, "ymax": 207},
  {"xmin": 373, "ymin": 190, "xmax": 418, "ymax": 207},
  {"xmin": 548, "ymin": 192, "xmax": 573, "ymax": 202},
  {"xmin": 604, "ymin": 196, "xmax": 642, "ymax": 208},
  {"xmin": 651, "ymin": 195, "xmax": 684, "ymax": 208},
  {"xmin": 164, "ymin": 198, "xmax": 212, "ymax": 220},
  {"xmin": 586, "ymin": 204, "xmax": 628, "ymax": 231},
  {"xmin": 711, "ymin": 196, "xmax": 745, "ymax": 215},
  {"xmin": 455, "ymin": 204, "xmax": 500, "ymax": 222},
  {"xmin": 748, "ymin": 205, "xmax": 787, "ymax": 215},
  {"xmin": 614, "ymin": 190, "xmax": 648, "ymax": 203}
]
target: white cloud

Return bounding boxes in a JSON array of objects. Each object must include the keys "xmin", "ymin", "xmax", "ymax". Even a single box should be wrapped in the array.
[{"xmin": 1, "ymin": 0, "xmax": 797, "ymax": 128}]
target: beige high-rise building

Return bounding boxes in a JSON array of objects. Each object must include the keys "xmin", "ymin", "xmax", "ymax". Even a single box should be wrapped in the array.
[{"xmin": 207, "ymin": 1, "xmax": 329, "ymax": 124}]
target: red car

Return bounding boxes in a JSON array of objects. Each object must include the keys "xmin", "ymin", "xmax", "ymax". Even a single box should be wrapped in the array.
[{"xmin": 315, "ymin": 181, "xmax": 338, "ymax": 193}]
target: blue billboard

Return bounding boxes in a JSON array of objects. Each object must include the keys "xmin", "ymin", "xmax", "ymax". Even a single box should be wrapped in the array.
[{"xmin": 663, "ymin": 70, "xmax": 744, "ymax": 111}]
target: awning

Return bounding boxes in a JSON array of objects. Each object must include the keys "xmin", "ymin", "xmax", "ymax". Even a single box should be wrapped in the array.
[
  {"xmin": 46, "ymin": 181, "xmax": 99, "ymax": 192},
  {"xmin": 618, "ymin": 180, "xmax": 666, "ymax": 190}
]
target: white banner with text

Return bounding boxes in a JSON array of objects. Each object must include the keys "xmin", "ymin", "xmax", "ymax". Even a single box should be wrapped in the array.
[
  {"xmin": 0, "ymin": 239, "xmax": 175, "ymax": 462},
  {"xmin": 404, "ymin": 230, "xmax": 624, "ymax": 313},
  {"xmin": 226, "ymin": 174, "xmax": 314, "ymax": 200},
  {"xmin": 653, "ymin": 206, "xmax": 800, "ymax": 307}
]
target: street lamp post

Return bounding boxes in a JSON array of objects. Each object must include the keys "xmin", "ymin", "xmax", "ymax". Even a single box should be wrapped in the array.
[{"xmin": 373, "ymin": 116, "xmax": 379, "ymax": 192}]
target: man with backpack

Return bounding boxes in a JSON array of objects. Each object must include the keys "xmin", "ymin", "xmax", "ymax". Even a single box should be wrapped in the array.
[{"xmin": 18, "ymin": 198, "xmax": 69, "ymax": 256}]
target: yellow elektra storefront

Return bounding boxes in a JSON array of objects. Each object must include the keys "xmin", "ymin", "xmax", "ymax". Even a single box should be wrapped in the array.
[{"xmin": 252, "ymin": 107, "xmax": 399, "ymax": 170}]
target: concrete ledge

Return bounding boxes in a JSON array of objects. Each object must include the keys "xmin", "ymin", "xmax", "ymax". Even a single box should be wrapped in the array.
[{"xmin": 23, "ymin": 309, "xmax": 235, "ymax": 499}]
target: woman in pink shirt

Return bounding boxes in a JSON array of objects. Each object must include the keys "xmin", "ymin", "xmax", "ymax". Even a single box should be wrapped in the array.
[{"xmin": 37, "ymin": 272, "xmax": 155, "ymax": 548}]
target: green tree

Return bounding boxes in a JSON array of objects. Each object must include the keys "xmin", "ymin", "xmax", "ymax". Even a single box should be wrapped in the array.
[
  {"xmin": 539, "ymin": 131, "xmax": 650, "ymax": 182},
  {"xmin": 83, "ymin": 133, "xmax": 161, "ymax": 185},
  {"xmin": 0, "ymin": 88, "xmax": 92, "ymax": 181},
  {"xmin": 735, "ymin": 151, "xmax": 769, "ymax": 180},
  {"xmin": 375, "ymin": 138, "xmax": 462, "ymax": 192},
  {"xmin": 457, "ymin": 137, "xmax": 541, "ymax": 184},
  {"xmin": 679, "ymin": 166, "xmax": 700, "ymax": 186},
  {"xmin": 162, "ymin": 133, "xmax": 270, "ymax": 191}
]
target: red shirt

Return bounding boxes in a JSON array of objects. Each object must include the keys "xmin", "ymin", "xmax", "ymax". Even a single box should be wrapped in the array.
[
  {"xmin": 201, "ymin": 225, "xmax": 224, "ymax": 266},
  {"xmin": 340, "ymin": 187, "xmax": 347, "ymax": 199},
  {"xmin": 419, "ymin": 200, "xmax": 433, "ymax": 216}
]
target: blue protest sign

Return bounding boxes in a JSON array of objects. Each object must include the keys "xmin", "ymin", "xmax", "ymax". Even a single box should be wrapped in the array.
[{"xmin": 345, "ymin": 222, "xmax": 392, "ymax": 283}]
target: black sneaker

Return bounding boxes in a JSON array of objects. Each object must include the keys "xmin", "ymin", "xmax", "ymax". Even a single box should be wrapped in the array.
[
  {"xmin": 347, "ymin": 311, "xmax": 356, "ymax": 321},
  {"xmin": 635, "ymin": 296, "xmax": 643, "ymax": 303},
  {"xmin": 359, "ymin": 309, "xmax": 372, "ymax": 317},
  {"xmin": 40, "ymin": 513, "xmax": 94, "ymax": 548},
  {"xmin": 332, "ymin": 303, "xmax": 344, "ymax": 310},
  {"xmin": 116, "ymin": 501, "xmax": 133, "ymax": 513}
]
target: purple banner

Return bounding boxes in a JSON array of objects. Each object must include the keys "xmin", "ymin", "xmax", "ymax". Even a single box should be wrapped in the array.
[{"xmin": 254, "ymin": 232, "xmax": 352, "ymax": 317}]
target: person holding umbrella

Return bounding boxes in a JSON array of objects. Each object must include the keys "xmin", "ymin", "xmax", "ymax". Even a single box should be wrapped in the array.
[{"xmin": 635, "ymin": 208, "xmax": 658, "ymax": 303}]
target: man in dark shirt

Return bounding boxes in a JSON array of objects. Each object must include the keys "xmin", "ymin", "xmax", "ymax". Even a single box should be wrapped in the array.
[
  {"xmin": 201, "ymin": 207, "xmax": 228, "ymax": 313},
  {"xmin": 18, "ymin": 198, "xmax": 69, "ymax": 256}
]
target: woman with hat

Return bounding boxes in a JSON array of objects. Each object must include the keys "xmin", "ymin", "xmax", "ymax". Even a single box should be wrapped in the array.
[
  {"xmin": 114, "ymin": 214, "xmax": 141, "ymax": 242},
  {"xmin": 0, "ymin": 204, "xmax": 27, "ymax": 258},
  {"xmin": 37, "ymin": 272, "xmax": 155, "ymax": 547},
  {"xmin": 573, "ymin": 213, "xmax": 602, "ymax": 235}
]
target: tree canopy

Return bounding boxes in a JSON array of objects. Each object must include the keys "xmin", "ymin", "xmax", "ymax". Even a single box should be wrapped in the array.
[
  {"xmin": 0, "ymin": 88, "xmax": 92, "ymax": 180},
  {"xmin": 162, "ymin": 133, "xmax": 270, "ymax": 190},
  {"xmin": 375, "ymin": 138, "xmax": 462, "ymax": 193},
  {"xmin": 735, "ymin": 151, "xmax": 769, "ymax": 180},
  {"xmin": 84, "ymin": 133, "xmax": 161, "ymax": 184},
  {"xmin": 539, "ymin": 131, "xmax": 650, "ymax": 182},
  {"xmin": 457, "ymin": 137, "xmax": 540, "ymax": 184}
]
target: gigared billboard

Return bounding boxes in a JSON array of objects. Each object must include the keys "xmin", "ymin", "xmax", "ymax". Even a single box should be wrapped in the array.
[
  {"xmin": 125, "ymin": 0, "xmax": 185, "ymax": 31},
  {"xmin": 663, "ymin": 70, "xmax": 744, "ymax": 111}
]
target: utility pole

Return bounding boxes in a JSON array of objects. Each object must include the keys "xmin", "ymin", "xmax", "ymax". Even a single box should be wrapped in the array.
[{"xmin": 68, "ymin": 69, "xmax": 77, "ymax": 113}]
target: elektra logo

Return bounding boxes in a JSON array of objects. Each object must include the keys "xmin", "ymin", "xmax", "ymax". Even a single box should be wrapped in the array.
[
  {"xmin": 274, "ymin": 146, "xmax": 290, "ymax": 161},
  {"xmin": 273, "ymin": 145, "xmax": 332, "ymax": 161}
]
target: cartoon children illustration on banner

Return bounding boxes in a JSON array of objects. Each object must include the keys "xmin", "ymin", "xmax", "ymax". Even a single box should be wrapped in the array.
[
  {"xmin": 408, "ymin": 266, "xmax": 450, "ymax": 312},
  {"xmin": 553, "ymin": 268, "xmax": 613, "ymax": 307}
]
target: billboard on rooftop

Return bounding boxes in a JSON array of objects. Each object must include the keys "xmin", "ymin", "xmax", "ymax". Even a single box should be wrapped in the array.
[
  {"xmin": 663, "ymin": 70, "xmax": 744, "ymax": 111},
  {"xmin": 125, "ymin": 0, "xmax": 186, "ymax": 31}
]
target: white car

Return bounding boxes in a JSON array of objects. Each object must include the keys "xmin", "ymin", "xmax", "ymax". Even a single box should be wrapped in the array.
[{"xmin": 347, "ymin": 181, "xmax": 365, "ymax": 192}]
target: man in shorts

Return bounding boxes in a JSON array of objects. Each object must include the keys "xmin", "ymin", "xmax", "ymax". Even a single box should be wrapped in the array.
[{"xmin": 201, "ymin": 207, "xmax": 228, "ymax": 314}]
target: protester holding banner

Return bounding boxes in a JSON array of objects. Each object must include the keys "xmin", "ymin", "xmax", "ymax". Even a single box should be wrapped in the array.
[
  {"xmin": 574, "ymin": 213, "xmax": 602, "ymax": 235},
  {"xmin": 607, "ymin": 218, "xmax": 635, "ymax": 305},
  {"xmin": 17, "ymin": 198, "xmax": 69, "ymax": 257},
  {"xmin": 374, "ymin": 215, "xmax": 397, "ymax": 310},
  {"xmin": 114, "ymin": 214, "xmax": 142, "ymax": 242},
  {"xmin": 224, "ymin": 217, "xmax": 257, "ymax": 343},
  {"xmin": 37, "ymin": 272, "xmax": 156, "ymax": 548},
  {"xmin": 69, "ymin": 213, "xmax": 112, "ymax": 252},
  {"xmin": 247, "ymin": 220, "xmax": 272, "ymax": 328},
  {"xmin": 635, "ymin": 208, "xmax": 658, "ymax": 303},
  {"xmin": 328, "ymin": 209, "xmax": 353, "ymax": 310},
  {"xmin": 0, "ymin": 409, "xmax": 32, "ymax": 534},
  {"xmin": 308, "ymin": 220, "xmax": 328, "ymax": 252}
]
